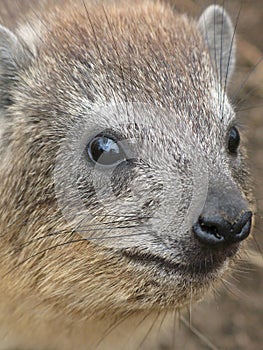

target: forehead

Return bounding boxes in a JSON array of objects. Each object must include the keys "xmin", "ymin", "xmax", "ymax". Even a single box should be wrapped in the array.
[
  {"xmin": 41, "ymin": 3, "xmax": 211, "ymax": 91},
  {"xmin": 21, "ymin": 1, "xmax": 234, "ymax": 136}
]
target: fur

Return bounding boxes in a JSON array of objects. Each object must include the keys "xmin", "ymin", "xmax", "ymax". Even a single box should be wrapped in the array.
[{"xmin": 0, "ymin": 1, "xmax": 254, "ymax": 349}]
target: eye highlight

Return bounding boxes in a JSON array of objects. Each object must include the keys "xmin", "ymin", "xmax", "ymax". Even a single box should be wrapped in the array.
[
  {"xmin": 87, "ymin": 134, "xmax": 126, "ymax": 166},
  {"xmin": 227, "ymin": 126, "xmax": 240, "ymax": 155}
]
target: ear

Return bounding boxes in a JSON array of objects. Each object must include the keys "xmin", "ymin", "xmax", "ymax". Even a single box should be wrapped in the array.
[
  {"xmin": 198, "ymin": 5, "xmax": 236, "ymax": 87},
  {"xmin": 0, "ymin": 25, "xmax": 33, "ymax": 108}
]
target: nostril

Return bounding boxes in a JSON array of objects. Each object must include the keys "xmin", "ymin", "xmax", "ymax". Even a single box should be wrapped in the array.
[
  {"xmin": 193, "ymin": 216, "xmax": 228, "ymax": 246},
  {"xmin": 193, "ymin": 211, "xmax": 253, "ymax": 246},
  {"xmin": 233, "ymin": 211, "xmax": 252, "ymax": 242}
]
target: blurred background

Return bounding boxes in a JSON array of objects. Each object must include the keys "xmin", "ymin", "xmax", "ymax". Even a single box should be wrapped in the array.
[{"xmin": 158, "ymin": 1, "xmax": 263, "ymax": 349}]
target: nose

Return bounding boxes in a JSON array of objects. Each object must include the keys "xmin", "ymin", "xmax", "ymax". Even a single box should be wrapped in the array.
[{"xmin": 193, "ymin": 211, "xmax": 252, "ymax": 246}]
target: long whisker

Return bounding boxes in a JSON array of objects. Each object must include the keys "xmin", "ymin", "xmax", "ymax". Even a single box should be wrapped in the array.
[
  {"xmin": 180, "ymin": 315, "xmax": 220, "ymax": 350},
  {"xmin": 235, "ymin": 103, "xmax": 263, "ymax": 113},
  {"xmin": 0, "ymin": 211, "xmax": 156, "ymax": 239},
  {"xmin": 4, "ymin": 229, "xmax": 155, "ymax": 266},
  {"xmin": 172, "ymin": 308, "xmax": 177, "ymax": 349},
  {"xmin": 0, "ymin": 212, "xmax": 47, "ymax": 239},
  {"xmin": 81, "ymin": 0, "xmax": 120, "ymax": 115},
  {"xmin": 156, "ymin": 310, "xmax": 167, "ymax": 340},
  {"xmin": 200, "ymin": 1, "xmax": 218, "ymax": 94},
  {"xmin": 138, "ymin": 310, "xmax": 160, "ymax": 349},
  {"xmin": 219, "ymin": 0, "xmax": 226, "ymax": 108},
  {"xmin": 213, "ymin": 1, "xmax": 220, "ymax": 107},
  {"xmin": 94, "ymin": 310, "xmax": 135, "ymax": 349},
  {"xmin": 231, "ymin": 57, "xmax": 263, "ymax": 103},
  {"xmin": 6, "ymin": 238, "xmax": 87, "ymax": 276},
  {"xmin": 222, "ymin": 3, "xmax": 241, "ymax": 120},
  {"xmin": 101, "ymin": 5, "xmax": 129, "ymax": 116}
]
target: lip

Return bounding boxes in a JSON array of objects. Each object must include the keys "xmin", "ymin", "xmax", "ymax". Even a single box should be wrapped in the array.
[
  {"xmin": 122, "ymin": 250, "xmax": 182, "ymax": 272},
  {"xmin": 121, "ymin": 244, "xmax": 239, "ymax": 276}
]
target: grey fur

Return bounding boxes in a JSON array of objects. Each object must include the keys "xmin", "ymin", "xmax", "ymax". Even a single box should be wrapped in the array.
[
  {"xmin": 0, "ymin": 25, "xmax": 32, "ymax": 108},
  {"xmin": 198, "ymin": 5, "xmax": 236, "ymax": 87},
  {"xmin": 0, "ymin": 2, "xmax": 254, "ymax": 349},
  {"xmin": 0, "ymin": 26, "xmax": 22, "ymax": 107}
]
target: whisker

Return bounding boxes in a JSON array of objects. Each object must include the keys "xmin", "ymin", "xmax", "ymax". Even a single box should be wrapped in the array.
[
  {"xmin": 156, "ymin": 310, "xmax": 167, "ymax": 341},
  {"xmin": 6, "ymin": 227, "xmax": 157, "ymax": 275},
  {"xmin": 101, "ymin": 5, "xmax": 129, "ymax": 117},
  {"xmin": 6, "ymin": 238, "xmax": 87, "ymax": 276},
  {"xmin": 5, "ymin": 227, "xmax": 154, "ymax": 261},
  {"xmin": 0, "ymin": 213, "xmax": 44, "ymax": 239},
  {"xmin": 0, "ymin": 211, "xmax": 155, "ymax": 240},
  {"xmin": 94, "ymin": 310, "xmax": 135, "ymax": 349},
  {"xmin": 138, "ymin": 310, "xmax": 160, "ymax": 349},
  {"xmin": 81, "ymin": 0, "xmax": 120, "ymax": 115},
  {"xmin": 234, "ymin": 85, "xmax": 263, "ymax": 112},
  {"xmin": 126, "ymin": 311, "xmax": 152, "ymax": 347},
  {"xmin": 232, "ymin": 56, "xmax": 263, "ymax": 103},
  {"xmin": 180, "ymin": 315, "xmax": 220, "ymax": 350},
  {"xmin": 222, "ymin": 3, "xmax": 241, "ymax": 120},
  {"xmin": 213, "ymin": 1, "xmax": 220, "ymax": 107},
  {"xmin": 245, "ymin": 245, "xmax": 263, "ymax": 269},
  {"xmin": 251, "ymin": 235, "xmax": 263, "ymax": 255},
  {"xmin": 172, "ymin": 308, "xmax": 177, "ymax": 349},
  {"xmin": 220, "ymin": 273, "xmax": 251, "ymax": 300},
  {"xmin": 219, "ymin": 0, "xmax": 226, "ymax": 114},
  {"xmin": 236, "ymin": 103, "xmax": 263, "ymax": 112},
  {"xmin": 200, "ymin": 1, "xmax": 219, "ymax": 96}
]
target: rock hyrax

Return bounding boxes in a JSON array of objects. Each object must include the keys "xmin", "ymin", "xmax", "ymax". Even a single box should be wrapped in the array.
[{"xmin": 0, "ymin": 1, "xmax": 255, "ymax": 349}]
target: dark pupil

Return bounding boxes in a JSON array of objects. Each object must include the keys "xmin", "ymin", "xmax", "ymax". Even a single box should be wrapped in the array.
[
  {"xmin": 89, "ymin": 136, "xmax": 124, "ymax": 165},
  {"xmin": 228, "ymin": 127, "xmax": 240, "ymax": 154}
]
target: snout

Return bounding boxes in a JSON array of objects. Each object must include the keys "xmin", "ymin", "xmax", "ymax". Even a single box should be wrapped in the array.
[
  {"xmin": 193, "ymin": 211, "xmax": 252, "ymax": 246},
  {"xmin": 191, "ymin": 175, "xmax": 253, "ymax": 249}
]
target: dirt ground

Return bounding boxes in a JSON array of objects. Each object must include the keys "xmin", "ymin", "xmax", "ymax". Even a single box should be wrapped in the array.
[{"xmin": 158, "ymin": 1, "xmax": 263, "ymax": 349}]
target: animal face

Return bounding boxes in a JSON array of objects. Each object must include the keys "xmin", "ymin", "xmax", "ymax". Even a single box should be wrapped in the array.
[{"xmin": 0, "ymin": 1, "xmax": 254, "ymax": 323}]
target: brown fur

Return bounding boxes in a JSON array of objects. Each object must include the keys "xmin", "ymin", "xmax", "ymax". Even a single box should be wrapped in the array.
[{"xmin": 0, "ymin": 1, "xmax": 254, "ymax": 349}]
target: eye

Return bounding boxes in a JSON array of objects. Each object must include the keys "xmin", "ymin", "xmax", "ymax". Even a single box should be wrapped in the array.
[
  {"xmin": 87, "ymin": 134, "xmax": 126, "ymax": 166},
  {"xmin": 227, "ymin": 126, "xmax": 240, "ymax": 155}
]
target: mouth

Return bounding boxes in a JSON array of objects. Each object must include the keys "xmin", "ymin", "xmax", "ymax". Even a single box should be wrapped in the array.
[{"xmin": 121, "ymin": 243, "xmax": 239, "ymax": 276}]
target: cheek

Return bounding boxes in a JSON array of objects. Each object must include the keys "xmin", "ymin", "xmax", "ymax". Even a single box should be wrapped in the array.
[
  {"xmin": 110, "ymin": 159, "xmax": 138, "ymax": 197},
  {"xmin": 230, "ymin": 152, "xmax": 252, "ymax": 199}
]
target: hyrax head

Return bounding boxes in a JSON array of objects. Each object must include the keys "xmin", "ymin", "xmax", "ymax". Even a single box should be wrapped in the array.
[{"xmin": 0, "ymin": 2, "xmax": 254, "ymax": 316}]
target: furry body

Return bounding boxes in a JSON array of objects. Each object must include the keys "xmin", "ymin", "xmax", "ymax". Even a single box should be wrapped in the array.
[{"xmin": 0, "ymin": 1, "xmax": 254, "ymax": 349}]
